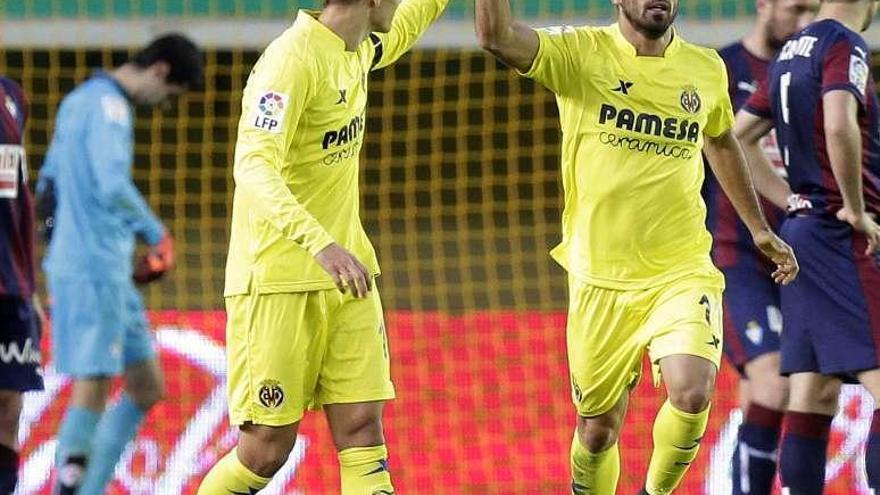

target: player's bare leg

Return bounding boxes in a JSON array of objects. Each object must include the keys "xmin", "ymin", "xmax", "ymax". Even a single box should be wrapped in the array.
[
  {"xmin": 778, "ymin": 372, "xmax": 840, "ymax": 495},
  {"xmin": 199, "ymin": 421, "xmax": 300, "ymax": 494},
  {"xmin": 643, "ymin": 354, "xmax": 716, "ymax": 495},
  {"xmin": 571, "ymin": 392, "xmax": 628, "ymax": 494},
  {"xmin": 745, "ymin": 353, "xmax": 788, "ymax": 411},
  {"xmin": 326, "ymin": 400, "xmax": 394, "ymax": 494},
  {"xmin": 856, "ymin": 368, "xmax": 880, "ymax": 491},
  {"xmin": 732, "ymin": 352, "xmax": 788, "ymax": 495},
  {"xmin": 0, "ymin": 390, "xmax": 22, "ymax": 492}
]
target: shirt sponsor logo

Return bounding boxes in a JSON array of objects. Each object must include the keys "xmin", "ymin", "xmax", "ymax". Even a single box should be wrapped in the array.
[
  {"xmin": 597, "ymin": 103, "xmax": 701, "ymax": 160},
  {"xmin": 849, "ymin": 54, "xmax": 869, "ymax": 96},
  {"xmin": 778, "ymin": 35, "xmax": 818, "ymax": 61},
  {"xmin": 251, "ymin": 91, "xmax": 288, "ymax": 133},
  {"xmin": 0, "ymin": 144, "xmax": 26, "ymax": 199},
  {"xmin": 321, "ymin": 110, "xmax": 367, "ymax": 166},
  {"xmin": 0, "ymin": 337, "xmax": 41, "ymax": 366},
  {"xmin": 598, "ymin": 103, "xmax": 700, "ymax": 143}
]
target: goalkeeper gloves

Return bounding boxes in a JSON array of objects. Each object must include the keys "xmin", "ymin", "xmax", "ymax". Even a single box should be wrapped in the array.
[{"xmin": 133, "ymin": 233, "xmax": 175, "ymax": 284}]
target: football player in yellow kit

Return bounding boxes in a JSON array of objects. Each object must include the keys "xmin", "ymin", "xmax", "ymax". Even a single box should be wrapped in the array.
[
  {"xmin": 198, "ymin": 0, "xmax": 447, "ymax": 492},
  {"xmin": 475, "ymin": 0, "xmax": 800, "ymax": 493}
]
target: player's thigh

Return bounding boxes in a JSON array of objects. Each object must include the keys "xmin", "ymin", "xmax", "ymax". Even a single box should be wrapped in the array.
[
  {"xmin": 645, "ymin": 277, "xmax": 723, "ymax": 392},
  {"xmin": 0, "ymin": 296, "xmax": 43, "ymax": 393},
  {"xmin": 742, "ymin": 352, "xmax": 788, "ymax": 411},
  {"xmin": 47, "ymin": 276, "xmax": 127, "ymax": 377},
  {"xmin": 237, "ymin": 421, "xmax": 301, "ymax": 475},
  {"xmin": 317, "ymin": 288, "xmax": 394, "ymax": 408},
  {"xmin": 0, "ymin": 389, "xmax": 22, "ymax": 447},
  {"xmin": 567, "ymin": 278, "xmax": 645, "ymax": 417},
  {"xmin": 780, "ymin": 217, "xmax": 880, "ymax": 376},
  {"xmin": 576, "ymin": 392, "xmax": 629, "ymax": 452},
  {"xmin": 123, "ymin": 357, "xmax": 164, "ymax": 409},
  {"xmin": 225, "ymin": 291, "xmax": 325, "ymax": 427},
  {"xmin": 658, "ymin": 354, "xmax": 717, "ymax": 412},
  {"xmin": 857, "ymin": 368, "xmax": 880, "ymax": 404},
  {"xmin": 720, "ymin": 262, "xmax": 782, "ymax": 376}
]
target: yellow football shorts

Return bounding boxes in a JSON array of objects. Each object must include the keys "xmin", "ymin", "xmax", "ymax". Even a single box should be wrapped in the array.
[
  {"xmin": 567, "ymin": 274, "xmax": 724, "ymax": 417},
  {"xmin": 225, "ymin": 287, "xmax": 395, "ymax": 426}
]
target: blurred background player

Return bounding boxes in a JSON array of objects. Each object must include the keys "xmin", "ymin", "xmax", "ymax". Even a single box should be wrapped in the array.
[
  {"xmin": 736, "ymin": 0, "xmax": 880, "ymax": 493},
  {"xmin": 704, "ymin": 1, "xmax": 817, "ymax": 493},
  {"xmin": 475, "ymin": 0, "xmax": 799, "ymax": 494},
  {"xmin": 197, "ymin": 0, "xmax": 448, "ymax": 493},
  {"xmin": 35, "ymin": 34, "xmax": 203, "ymax": 495},
  {"xmin": 0, "ymin": 76, "xmax": 43, "ymax": 494}
]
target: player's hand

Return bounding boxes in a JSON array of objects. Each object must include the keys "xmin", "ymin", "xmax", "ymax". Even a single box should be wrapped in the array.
[
  {"xmin": 133, "ymin": 233, "xmax": 175, "ymax": 284},
  {"xmin": 314, "ymin": 243, "xmax": 373, "ymax": 298},
  {"xmin": 836, "ymin": 207, "xmax": 880, "ymax": 255},
  {"xmin": 753, "ymin": 228, "xmax": 799, "ymax": 285}
]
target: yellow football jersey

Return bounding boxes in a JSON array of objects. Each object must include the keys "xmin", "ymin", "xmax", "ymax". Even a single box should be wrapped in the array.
[
  {"xmin": 521, "ymin": 23, "xmax": 734, "ymax": 289},
  {"xmin": 226, "ymin": 3, "xmax": 447, "ymax": 296}
]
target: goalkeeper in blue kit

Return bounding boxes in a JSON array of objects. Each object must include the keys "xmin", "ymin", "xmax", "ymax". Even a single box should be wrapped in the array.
[{"xmin": 36, "ymin": 34, "xmax": 203, "ymax": 495}]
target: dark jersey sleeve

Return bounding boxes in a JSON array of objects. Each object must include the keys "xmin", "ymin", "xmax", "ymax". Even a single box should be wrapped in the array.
[
  {"xmin": 821, "ymin": 34, "xmax": 870, "ymax": 107},
  {"xmin": 743, "ymin": 78, "xmax": 773, "ymax": 118}
]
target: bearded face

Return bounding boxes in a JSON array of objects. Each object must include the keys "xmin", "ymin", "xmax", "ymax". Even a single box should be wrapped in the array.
[{"xmin": 615, "ymin": 0, "xmax": 679, "ymax": 39}]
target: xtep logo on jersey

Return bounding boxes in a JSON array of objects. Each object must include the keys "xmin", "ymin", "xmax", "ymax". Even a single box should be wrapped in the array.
[
  {"xmin": 612, "ymin": 80, "xmax": 634, "ymax": 95},
  {"xmin": 336, "ymin": 89, "xmax": 348, "ymax": 105}
]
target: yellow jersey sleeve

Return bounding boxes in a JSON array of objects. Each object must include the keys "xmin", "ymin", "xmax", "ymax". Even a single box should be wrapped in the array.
[
  {"xmin": 521, "ymin": 26, "xmax": 597, "ymax": 96},
  {"xmin": 234, "ymin": 54, "xmax": 336, "ymax": 256},
  {"xmin": 369, "ymin": 0, "xmax": 449, "ymax": 70},
  {"xmin": 704, "ymin": 55, "xmax": 735, "ymax": 138}
]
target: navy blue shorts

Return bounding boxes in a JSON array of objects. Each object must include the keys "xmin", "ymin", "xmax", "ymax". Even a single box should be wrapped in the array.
[
  {"xmin": 0, "ymin": 296, "xmax": 44, "ymax": 392},
  {"xmin": 719, "ymin": 249, "xmax": 783, "ymax": 376},
  {"xmin": 780, "ymin": 215, "xmax": 880, "ymax": 379}
]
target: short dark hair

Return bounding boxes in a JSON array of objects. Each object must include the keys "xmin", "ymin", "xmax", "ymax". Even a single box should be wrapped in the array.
[{"xmin": 132, "ymin": 33, "xmax": 204, "ymax": 88}]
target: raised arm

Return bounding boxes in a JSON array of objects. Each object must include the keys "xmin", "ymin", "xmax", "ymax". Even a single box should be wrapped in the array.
[
  {"xmin": 824, "ymin": 90, "xmax": 879, "ymax": 254},
  {"xmin": 704, "ymin": 130, "xmax": 798, "ymax": 284},
  {"xmin": 474, "ymin": 0, "xmax": 538, "ymax": 72},
  {"xmin": 733, "ymin": 110, "xmax": 792, "ymax": 210},
  {"xmin": 370, "ymin": 0, "xmax": 450, "ymax": 70}
]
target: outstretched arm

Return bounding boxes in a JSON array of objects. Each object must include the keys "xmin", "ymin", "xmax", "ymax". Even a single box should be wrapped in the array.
[
  {"xmin": 370, "ymin": 0, "xmax": 450, "ymax": 70},
  {"xmin": 733, "ymin": 110, "xmax": 792, "ymax": 210},
  {"xmin": 474, "ymin": 0, "xmax": 538, "ymax": 72},
  {"xmin": 704, "ymin": 130, "xmax": 799, "ymax": 284}
]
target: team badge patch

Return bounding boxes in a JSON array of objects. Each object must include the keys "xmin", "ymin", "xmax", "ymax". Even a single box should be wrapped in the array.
[
  {"xmin": 680, "ymin": 85, "xmax": 702, "ymax": 114},
  {"xmin": 849, "ymin": 54, "xmax": 869, "ymax": 96},
  {"xmin": 258, "ymin": 379, "xmax": 285, "ymax": 409},
  {"xmin": 252, "ymin": 91, "xmax": 288, "ymax": 133}
]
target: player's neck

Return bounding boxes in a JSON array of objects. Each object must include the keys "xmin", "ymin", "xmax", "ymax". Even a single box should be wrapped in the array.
[
  {"xmin": 108, "ymin": 66, "xmax": 138, "ymax": 101},
  {"xmin": 741, "ymin": 29, "xmax": 776, "ymax": 61},
  {"xmin": 814, "ymin": 3, "xmax": 866, "ymax": 33},
  {"xmin": 617, "ymin": 16, "xmax": 673, "ymax": 57},
  {"xmin": 319, "ymin": 6, "xmax": 372, "ymax": 51}
]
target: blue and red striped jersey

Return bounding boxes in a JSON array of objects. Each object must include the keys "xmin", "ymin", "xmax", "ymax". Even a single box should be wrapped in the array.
[
  {"xmin": 0, "ymin": 76, "xmax": 35, "ymax": 298},
  {"xmin": 746, "ymin": 19, "xmax": 880, "ymax": 216},
  {"xmin": 704, "ymin": 41, "xmax": 785, "ymax": 268}
]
